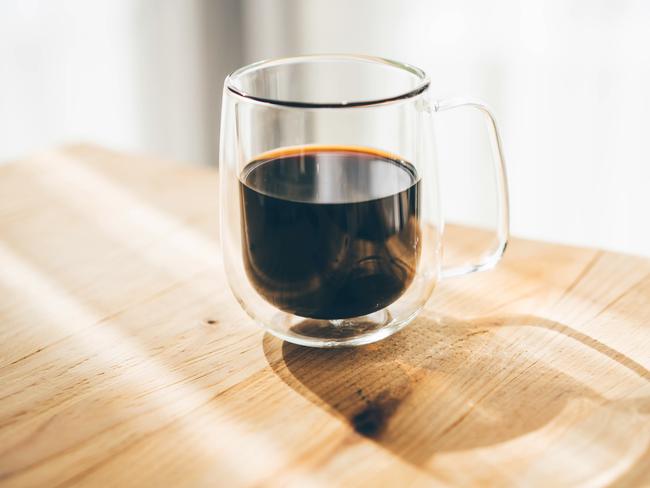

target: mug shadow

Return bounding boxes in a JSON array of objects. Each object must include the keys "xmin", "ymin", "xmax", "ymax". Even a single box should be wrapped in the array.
[{"xmin": 263, "ymin": 313, "xmax": 650, "ymax": 471}]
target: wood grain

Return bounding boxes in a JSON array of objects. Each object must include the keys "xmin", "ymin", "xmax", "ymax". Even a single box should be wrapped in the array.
[{"xmin": 0, "ymin": 145, "xmax": 648, "ymax": 487}]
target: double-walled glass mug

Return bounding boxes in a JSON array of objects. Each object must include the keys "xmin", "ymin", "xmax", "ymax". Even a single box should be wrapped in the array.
[{"xmin": 220, "ymin": 54, "xmax": 509, "ymax": 348}]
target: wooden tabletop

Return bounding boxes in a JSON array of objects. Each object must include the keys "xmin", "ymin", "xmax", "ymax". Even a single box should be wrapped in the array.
[{"xmin": 0, "ymin": 145, "xmax": 649, "ymax": 487}]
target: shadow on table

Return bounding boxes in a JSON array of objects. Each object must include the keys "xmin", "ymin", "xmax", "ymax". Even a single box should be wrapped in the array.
[{"xmin": 263, "ymin": 313, "xmax": 650, "ymax": 480}]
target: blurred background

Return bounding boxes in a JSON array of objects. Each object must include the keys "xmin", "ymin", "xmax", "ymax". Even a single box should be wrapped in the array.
[{"xmin": 2, "ymin": 0, "xmax": 649, "ymax": 256}]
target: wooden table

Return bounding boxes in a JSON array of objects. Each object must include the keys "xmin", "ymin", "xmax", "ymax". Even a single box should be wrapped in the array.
[{"xmin": 1, "ymin": 145, "xmax": 649, "ymax": 487}]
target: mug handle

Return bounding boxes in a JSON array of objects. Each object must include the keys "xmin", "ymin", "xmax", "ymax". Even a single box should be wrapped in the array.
[{"xmin": 434, "ymin": 98, "xmax": 510, "ymax": 279}]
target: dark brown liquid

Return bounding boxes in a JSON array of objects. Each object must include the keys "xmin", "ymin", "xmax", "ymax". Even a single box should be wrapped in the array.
[{"xmin": 239, "ymin": 146, "xmax": 421, "ymax": 320}]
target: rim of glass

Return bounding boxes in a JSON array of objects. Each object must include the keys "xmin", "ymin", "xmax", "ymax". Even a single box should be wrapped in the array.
[{"xmin": 226, "ymin": 54, "xmax": 430, "ymax": 108}]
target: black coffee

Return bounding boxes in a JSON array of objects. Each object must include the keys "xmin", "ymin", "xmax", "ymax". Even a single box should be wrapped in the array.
[{"xmin": 239, "ymin": 146, "xmax": 421, "ymax": 320}]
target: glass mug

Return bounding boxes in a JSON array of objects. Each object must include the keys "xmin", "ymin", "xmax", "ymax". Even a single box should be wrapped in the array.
[{"xmin": 220, "ymin": 54, "xmax": 508, "ymax": 348}]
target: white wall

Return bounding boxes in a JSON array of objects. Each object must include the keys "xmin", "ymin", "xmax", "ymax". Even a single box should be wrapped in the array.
[
  {"xmin": 0, "ymin": 0, "xmax": 241, "ymax": 165},
  {"xmin": 242, "ymin": 0, "xmax": 650, "ymax": 257}
]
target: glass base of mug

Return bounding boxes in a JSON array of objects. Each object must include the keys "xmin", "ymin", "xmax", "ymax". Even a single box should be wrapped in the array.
[{"xmin": 266, "ymin": 307, "xmax": 420, "ymax": 348}]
